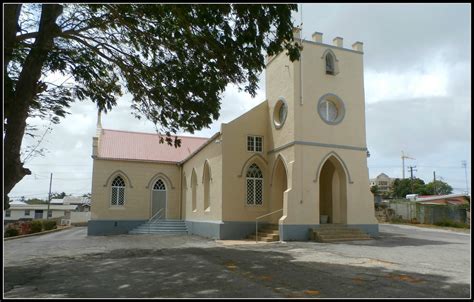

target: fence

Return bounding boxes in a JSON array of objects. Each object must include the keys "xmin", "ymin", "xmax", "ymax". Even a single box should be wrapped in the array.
[{"xmin": 387, "ymin": 200, "xmax": 468, "ymax": 224}]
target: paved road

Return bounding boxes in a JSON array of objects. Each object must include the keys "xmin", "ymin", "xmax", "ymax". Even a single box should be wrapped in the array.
[{"xmin": 3, "ymin": 224, "xmax": 471, "ymax": 298}]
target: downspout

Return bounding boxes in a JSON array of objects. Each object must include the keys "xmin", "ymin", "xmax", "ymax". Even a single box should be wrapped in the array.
[{"xmin": 179, "ymin": 164, "xmax": 183, "ymax": 220}]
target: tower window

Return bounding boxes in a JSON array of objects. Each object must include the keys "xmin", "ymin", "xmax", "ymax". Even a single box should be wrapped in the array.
[
  {"xmin": 326, "ymin": 53, "xmax": 335, "ymax": 75},
  {"xmin": 273, "ymin": 97, "xmax": 288, "ymax": 129},
  {"xmin": 317, "ymin": 94, "xmax": 346, "ymax": 125}
]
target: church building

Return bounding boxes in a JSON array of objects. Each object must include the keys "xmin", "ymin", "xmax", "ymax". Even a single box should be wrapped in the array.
[{"xmin": 88, "ymin": 29, "xmax": 379, "ymax": 240}]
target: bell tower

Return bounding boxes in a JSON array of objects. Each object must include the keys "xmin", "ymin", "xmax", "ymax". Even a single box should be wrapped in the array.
[{"xmin": 265, "ymin": 29, "xmax": 378, "ymax": 240}]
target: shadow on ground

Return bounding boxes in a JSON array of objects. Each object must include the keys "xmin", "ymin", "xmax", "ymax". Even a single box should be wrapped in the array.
[
  {"xmin": 4, "ymin": 247, "xmax": 469, "ymax": 298},
  {"xmin": 333, "ymin": 232, "xmax": 463, "ymax": 247}
]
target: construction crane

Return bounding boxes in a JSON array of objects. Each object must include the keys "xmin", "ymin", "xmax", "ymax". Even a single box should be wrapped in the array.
[{"xmin": 401, "ymin": 151, "xmax": 415, "ymax": 179}]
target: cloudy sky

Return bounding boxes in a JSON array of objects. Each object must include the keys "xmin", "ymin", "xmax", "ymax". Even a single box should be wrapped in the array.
[{"xmin": 9, "ymin": 3, "xmax": 471, "ymax": 200}]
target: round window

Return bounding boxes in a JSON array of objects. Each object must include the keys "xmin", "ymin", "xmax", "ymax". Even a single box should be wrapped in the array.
[
  {"xmin": 317, "ymin": 94, "xmax": 345, "ymax": 124},
  {"xmin": 273, "ymin": 97, "xmax": 288, "ymax": 129}
]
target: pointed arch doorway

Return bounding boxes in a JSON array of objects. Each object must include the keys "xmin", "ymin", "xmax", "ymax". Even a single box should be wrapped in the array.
[
  {"xmin": 152, "ymin": 179, "xmax": 167, "ymax": 219},
  {"xmin": 270, "ymin": 156, "xmax": 288, "ymax": 224},
  {"xmin": 319, "ymin": 156, "xmax": 348, "ymax": 224}
]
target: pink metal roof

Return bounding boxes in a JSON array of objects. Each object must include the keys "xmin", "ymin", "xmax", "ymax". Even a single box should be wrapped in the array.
[{"xmin": 98, "ymin": 129, "xmax": 209, "ymax": 163}]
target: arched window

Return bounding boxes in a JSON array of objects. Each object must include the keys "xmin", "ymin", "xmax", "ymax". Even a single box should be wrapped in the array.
[
  {"xmin": 325, "ymin": 53, "xmax": 335, "ymax": 75},
  {"xmin": 111, "ymin": 176, "xmax": 125, "ymax": 206},
  {"xmin": 203, "ymin": 162, "xmax": 211, "ymax": 211},
  {"xmin": 246, "ymin": 163, "xmax": 263, "ymax": 205},
  {"xmin": 191, "ymin": 169, "xmax": 197, "ymax": 212},
  {"xmin": 153, "ymin": 179, "xmax": 166, "ymax": 191}
]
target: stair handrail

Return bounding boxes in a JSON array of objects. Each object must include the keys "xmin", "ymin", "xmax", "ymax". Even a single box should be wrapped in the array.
[
  {"xmin": 255, "ymin": 208, "xmax": 283, "ymax": 243},
  {"xmin": 148, "ymin": 208, "xmax": 164, "ymax": 233}
]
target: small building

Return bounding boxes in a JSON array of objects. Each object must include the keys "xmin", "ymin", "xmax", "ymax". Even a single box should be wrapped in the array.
[
  {"xmin": 370, "ymin": 173, "xmax": 394, "ymax": 194},
  {"xmin": 45, "ymin": 196, "xmax": 92, "ymax": 224},
  {"xmin": 3, "ymin": 200, "xmax": 77, "ymax": 222},
  {"xmin": 415, "ymin": 194, "xmax": 470, "ymax": 205}
]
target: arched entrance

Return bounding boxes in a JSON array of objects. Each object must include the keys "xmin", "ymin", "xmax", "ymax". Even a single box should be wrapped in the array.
[
  {"xmin": 270, "ymin": 156, "xmax": 288, "ymax": 224},
  {"xmin": 319, "ymin": 156, "xmax": 347, "ymax": 224},
  {"xmin": 152, "ymin": 179, "xmax": 167, "ymax": 219}
]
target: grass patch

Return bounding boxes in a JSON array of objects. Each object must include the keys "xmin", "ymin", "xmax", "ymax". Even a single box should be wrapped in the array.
[{"xmin": 434, "ymin": 219, "xmax": 469, "ymax": 229}]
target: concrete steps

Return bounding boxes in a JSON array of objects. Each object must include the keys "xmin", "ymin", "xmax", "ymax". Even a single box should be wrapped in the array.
[
  {"xmin": 247, "ymin": 224, "xmax": 280, "ymax": 242},
  {"xmin": 311, "ymin": 224, "xmax": 372, "ymax": 243},
  {"xmin": 129, "ymin": 220, "xmax": 188, "ymax": 235}
]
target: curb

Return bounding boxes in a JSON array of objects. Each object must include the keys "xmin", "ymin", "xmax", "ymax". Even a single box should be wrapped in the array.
[{"xmin": 4, "ymin": 226, "xmax": 74, "ymax": 241}]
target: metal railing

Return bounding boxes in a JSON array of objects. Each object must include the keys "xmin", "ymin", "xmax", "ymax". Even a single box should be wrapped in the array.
[
  {"xmin": 148, "ymin": 208, "xmax": 164, "ymax": 233},
  {"xmin": 255, "ymin": 208, "xmax": 283, "ymax": 243}
]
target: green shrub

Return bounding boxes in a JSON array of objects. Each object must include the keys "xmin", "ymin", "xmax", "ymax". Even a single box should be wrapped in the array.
[
  {"xmin": 5, "ymin": 228, "xmax": 19, "ymax": 237},
  {"xmin": 42, "ymin": 220, "xmax": 57, "ymax": 231},
  {"xmin": 389, "ymin": 216, "xmax": 406, "ymax": 224},
  {"xmin": 434, "ymin": 219, "xmax": 469, "ymax": 228},
  {"xmin": 30, "ymin": 220, "xmax": 43, "ymax": 233}
]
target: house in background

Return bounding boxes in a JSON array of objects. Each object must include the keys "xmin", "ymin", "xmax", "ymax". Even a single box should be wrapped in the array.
[
  {"xmin": 51, "ymin": 196, "xmax": 91, "ymax": 212},
  {"xmin": 49, "ymin": 196, "xmax": 92, "ymax": 224},
  {"xmin": 3, "ymin": 200, "xmax": 77, "ymax": 222},
  {"xmin": 370, "ymin": 173, "xmax": 394, "ymax": 194},
  {"xmin": 415, "ymin": 193, "xmax": 470, "ymax": 205},
  {"xmin": 88, "ymin": 29, "xmax": 378, "ymax": 240}
]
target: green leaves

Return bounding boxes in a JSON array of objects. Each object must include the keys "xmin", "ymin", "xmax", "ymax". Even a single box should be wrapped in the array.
[{"xmin": 8, "ymin": 4, "xmax": 300, "ymax": 146}]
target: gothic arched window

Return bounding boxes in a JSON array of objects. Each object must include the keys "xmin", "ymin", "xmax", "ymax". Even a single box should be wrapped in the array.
[
  {"xmin": 326, "ymin": 53, "xmax": 335, "ymax": 75},
  {"xmin": 111, "ymin": 176, "xmax": 125, "ymax": 206},
  {"xmin": 246, "ymin": 163, "xmax": 263, "ymax": 205},
  {"xmin": 153, "ymin": 179, "xmax": 166, "ymax": 191}
]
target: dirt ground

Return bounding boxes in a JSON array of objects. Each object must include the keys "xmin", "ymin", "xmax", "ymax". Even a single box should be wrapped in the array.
[{"xmin": 3, "ymin": 224, "xmax": 471, "ymax": 298}]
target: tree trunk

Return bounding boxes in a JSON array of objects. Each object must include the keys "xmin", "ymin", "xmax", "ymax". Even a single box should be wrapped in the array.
[
  {"xmin": 4, "ymin": 4, "xmax": 63, "ymax": 210},
  {"xmin": 4, "ymin": 4, "xmax": 22, "ymax": 72}
]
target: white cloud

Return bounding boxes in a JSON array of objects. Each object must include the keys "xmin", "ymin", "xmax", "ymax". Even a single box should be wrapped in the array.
[{"xmin": 365, "ymin": 59, "xmax": 449, "ymax": 104}]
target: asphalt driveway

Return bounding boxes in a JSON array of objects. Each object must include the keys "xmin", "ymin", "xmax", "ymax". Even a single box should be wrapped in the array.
[{"xmin": 3, "ymin": 224, "xmax": 471, "ymax": 298}]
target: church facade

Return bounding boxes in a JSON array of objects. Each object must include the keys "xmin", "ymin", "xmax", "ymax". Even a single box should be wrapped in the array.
[{"xmin": 88, "ymin": 30, "xmax": 379, "ymax": 240}]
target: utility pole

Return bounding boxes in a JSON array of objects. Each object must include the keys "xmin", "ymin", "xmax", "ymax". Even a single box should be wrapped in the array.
[
  {"xmin": 433, "ymin": 171, "xmax": 437, "ymax": 195},
  {"xmin": 462, "ymin": 160, "xmax": 469, "ymax": 194},
  {"xmin": 47, "ymin": 173, "xmax": 53, "ymax": 220},
  {"xmin": 401, "ymin": 151, "xmax": 415, "ymax": 179},
  {"xmin": 408, "ymin": 166, "xmax": 417, "ymax": 193}
]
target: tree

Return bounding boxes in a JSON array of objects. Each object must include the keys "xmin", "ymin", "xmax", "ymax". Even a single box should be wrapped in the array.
[
  {"xmin": 370, "ymin": 185, "xmax": 379, "ymax": 196},
  {"xmin": 26, "ymin": 198, "xmax": 48, "ymax": 204},
  {"xmin": 391, "ymin": 178, "xmax": 426, "ymax": 199},
  {"xmin": 51, "ymin": 192, "xmax": 68, "ymax": 199},
  {"xmin": 4, "ymin": 4, "xmax": 302, "ymax": 209},
  {"xmin": 424, "ymin": 180, "xmax": 453, "ymax": 195},
  {"xmin": 390, "ymin": 178, "xmax": 454, "ymax": 198}
]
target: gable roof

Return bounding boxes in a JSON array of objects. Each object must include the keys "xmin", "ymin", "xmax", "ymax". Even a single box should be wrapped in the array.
[
  {"xmin": 9, "ymin": 200, "xmax": 27, "ymax": 206},
  {"xmin": 97, "ymin": 129, "xmax": 209, "ymax": 163}
]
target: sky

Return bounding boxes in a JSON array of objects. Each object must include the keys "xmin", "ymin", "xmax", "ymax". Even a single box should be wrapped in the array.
[{"xmin": 8, "ymin": 3, "xmax": 471, "ymax": 200}]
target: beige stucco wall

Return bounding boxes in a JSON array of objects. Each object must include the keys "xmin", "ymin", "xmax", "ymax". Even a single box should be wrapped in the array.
[
  {"xmin": 276, "ymin": 145, "xmax": 376, "ymax": 225},
  {"xmin": 220, "ymin": 101, "xmax": 273, "ymax": 222},
  {"xmin": 181, "ymin": 136, "xmax": 223, "ymax": 222},
  {"xmin": 297, "ymin": 43, "xmax": 367, "ymax": 146},
  {"xmin": 90, "ymin": 159, "xmax": 181, "ymax": 220},
  {"xmin": 266, "ymin": 52, "xmax": 296, "ymax": 149},
  {"xmin": 264, "ymin": 40, "xmax": 376, "ymax": 226}
]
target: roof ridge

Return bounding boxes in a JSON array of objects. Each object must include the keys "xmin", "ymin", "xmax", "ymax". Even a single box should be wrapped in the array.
[{"xmin": 102, "ymin": 128, "xmax": 209, "ymax": 140}]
